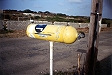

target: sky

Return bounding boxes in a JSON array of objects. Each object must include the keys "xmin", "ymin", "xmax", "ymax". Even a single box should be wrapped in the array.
[{"xmin": 0, "ymin": 0, "xmax": 112, "ymax": 19}]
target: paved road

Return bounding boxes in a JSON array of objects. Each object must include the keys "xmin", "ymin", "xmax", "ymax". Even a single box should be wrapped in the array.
[{"xmin": 0, "ymin": 31, "xmax": 112, "ymax": 75}]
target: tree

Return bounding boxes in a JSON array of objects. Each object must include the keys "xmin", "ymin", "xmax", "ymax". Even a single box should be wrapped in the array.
[
  {"xmin": 0, "ymin": 13, "xmax": 4, "ymax": 20},
  {"xmin": 38, "ymin": 11, "xmax": 43, "ymax": 14},
  {"xmin": 57, "ymin": 13, "xmax": 66, "ymax": 17},
  {"xmin": 34, "ymin": 16, "xmax": 40, "ymax": 20},
  {"xmin": 4, "ymin": 14, "xmax": 10, "ymax": 20},
  {"xmin": 23, "ymin": 9, "xmax": 33, "ymax": 13},
  {"xmin": 44, "ymin": 11, "xmax": 50, "ymax": 14}
]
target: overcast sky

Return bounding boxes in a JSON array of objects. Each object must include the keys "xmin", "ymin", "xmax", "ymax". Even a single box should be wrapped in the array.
[{"xmin": 0, "ymin": 0, "xmax": 112, "ymax": 19}]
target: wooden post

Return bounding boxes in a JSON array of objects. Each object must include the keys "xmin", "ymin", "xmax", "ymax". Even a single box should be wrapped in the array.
[
  {"xmin": 77, "ymin": 53, "xmax": 80, "ymax": 75},
  {"xmin": 85, "ymin": 0, "xmax": 103, "ymax": 75}
]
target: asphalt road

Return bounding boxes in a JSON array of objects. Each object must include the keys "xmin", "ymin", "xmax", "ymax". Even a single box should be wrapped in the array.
[{"xmin": 0, "ymin": 31, "xmax": 112, "ymax": 75}]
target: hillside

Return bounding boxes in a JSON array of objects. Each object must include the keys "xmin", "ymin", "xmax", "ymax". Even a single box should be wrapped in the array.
[{"xmin": 1, "ymin": 9, "xmax": 112, "ymax": 27}]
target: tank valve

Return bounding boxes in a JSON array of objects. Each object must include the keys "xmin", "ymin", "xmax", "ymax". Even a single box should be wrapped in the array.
[{"xmin": 77, "ymin": 32, "xmax": 85, "ymax": 40}]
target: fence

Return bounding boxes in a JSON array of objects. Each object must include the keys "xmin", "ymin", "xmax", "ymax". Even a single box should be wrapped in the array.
[{"xmin": 0, "ymin": 20, "xmax": 107, "ymax": 30}]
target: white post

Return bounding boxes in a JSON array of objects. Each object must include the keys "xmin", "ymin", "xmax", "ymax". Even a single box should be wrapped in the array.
[
  {"xmin": 50, "ymin": 41, "xmax": 53, "ymax": 75},
  {"xmin": 99, "ymin": 18, "xmax": 102, "ymax": 33}
]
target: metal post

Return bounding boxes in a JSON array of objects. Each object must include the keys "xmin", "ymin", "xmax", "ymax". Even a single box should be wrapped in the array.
[
  {"xmin": 85, "ymin": 0, "xmax": 103, "ymax": 75},
  {"xmin": 50, "ymin": 41, "xmax": 53, "ymax": 75}
]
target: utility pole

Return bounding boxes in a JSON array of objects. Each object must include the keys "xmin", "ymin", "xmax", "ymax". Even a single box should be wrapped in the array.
[{"xmin": 85, "ymin": 0, "xmax": 103, "ymax": 75}]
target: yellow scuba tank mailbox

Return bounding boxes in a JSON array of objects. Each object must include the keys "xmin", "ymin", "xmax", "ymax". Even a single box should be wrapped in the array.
[{"xmin": 26, "ymin": 24, "xmax": 80, "ymax": 44}]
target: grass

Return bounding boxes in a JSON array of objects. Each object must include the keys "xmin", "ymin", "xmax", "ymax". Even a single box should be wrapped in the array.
[{"xmin": 0, "ymin": 29, "xmax": 14, "ymax": 34}]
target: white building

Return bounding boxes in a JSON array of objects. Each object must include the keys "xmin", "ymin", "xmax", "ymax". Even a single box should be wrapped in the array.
[
  {"xmin": 0, "ymin": 9, "xmax": 3, "ymax": 13},
  {"xmin": 23, "ymin": 13, "xmax": 41, "ymax": 17}
]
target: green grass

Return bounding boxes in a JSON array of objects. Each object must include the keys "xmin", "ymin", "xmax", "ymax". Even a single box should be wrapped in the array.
[{"xmin": 0, "ymin": 29, "xmax": 14, "ymax": 34}]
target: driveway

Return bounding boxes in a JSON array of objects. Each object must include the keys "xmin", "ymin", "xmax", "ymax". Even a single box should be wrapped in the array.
[{"xmin": 0, "ymin": 31, "xmax": 112, "ymax": 75}]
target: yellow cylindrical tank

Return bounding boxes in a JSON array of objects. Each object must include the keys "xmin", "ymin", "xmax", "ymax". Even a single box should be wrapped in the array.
[{"xmin": 26, "ymin": 24, "xmax": 78, "ymax": 44}]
